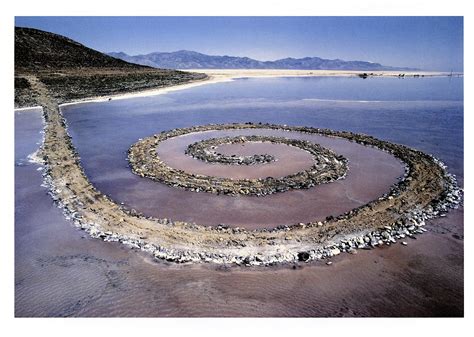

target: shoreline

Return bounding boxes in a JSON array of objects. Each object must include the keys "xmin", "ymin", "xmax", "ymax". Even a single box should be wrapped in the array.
[
  {"xmin": 14, "ymin": 105, "xmax": 44, "ymax": 112},
  {"xmin": 187, "ymin": 69, "xmax": 459, "ymax": 77},
  {"xmin": 52, "ymin": 69, "xmax": 461, "ymax": 108}
]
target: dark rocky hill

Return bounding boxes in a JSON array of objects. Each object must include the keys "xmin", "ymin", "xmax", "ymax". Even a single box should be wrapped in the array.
[
  {"xmin": 14, "ymin": 27, "xmax": 206, "ymax": 107},
  {"xmin": 15, "ymin": 27, "xmax": 143, "ymax": 71}
]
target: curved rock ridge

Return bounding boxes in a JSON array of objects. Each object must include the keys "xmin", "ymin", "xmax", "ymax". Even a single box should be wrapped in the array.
[
  {"xmin": 186, "ymin": 136, "xmax": 277, "ymax": 165},
  {"xmin": 129, "ymin": 133, "xmax": 348, "ymax": 196},
  {"xmin": 30, "ymin": 75, "xmax": 462, "ymax": 266}
]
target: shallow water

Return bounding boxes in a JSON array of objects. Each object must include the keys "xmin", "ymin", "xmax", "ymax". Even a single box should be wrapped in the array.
[
  {"xmin": 15, "ymin": 76, "xmax": 463, "ymax": 316},
  {"xmin": 157, "ymin": 131, "xmax": 316, "ymax": 179},
  {"xmin": 62, "ymin": 77, "xmax": 463, "ymax": 228},
  {"xmin": 118, "ymin": 127, "xmax": 405, "ymax": 228},
  {"xmin": 64, "ymin": 76, "xmax": 463, "ymax": 181}
]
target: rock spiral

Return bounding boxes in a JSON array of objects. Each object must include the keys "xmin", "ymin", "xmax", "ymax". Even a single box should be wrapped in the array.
[{"xmin": 128, "ymin": 129, "xmax": 348, "ymax": 196}]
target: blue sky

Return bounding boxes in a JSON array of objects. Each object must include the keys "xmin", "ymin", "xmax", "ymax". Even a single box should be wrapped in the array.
[{"xmin": 15, "ymin": 16, "xmax": 463, "ymax": 71}]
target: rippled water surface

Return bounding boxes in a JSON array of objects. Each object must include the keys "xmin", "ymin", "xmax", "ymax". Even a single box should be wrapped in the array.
[{"xmin": 16, "ymin": 76, "xmax": 463, "ymax": 316}]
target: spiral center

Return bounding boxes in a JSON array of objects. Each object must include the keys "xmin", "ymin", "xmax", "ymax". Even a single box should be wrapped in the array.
[{"xmin": 186, "ymin": 136, "xmax": 276, "ymax": 165}]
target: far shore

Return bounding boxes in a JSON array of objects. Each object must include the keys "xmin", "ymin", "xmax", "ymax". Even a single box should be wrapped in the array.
[
  {"xmin": 54, "ymin": 69, "xmax": 461, "ymax": 108},
  {"xmin": 187, "ymin": 68, "xmax": 459, "ymax": 78}
]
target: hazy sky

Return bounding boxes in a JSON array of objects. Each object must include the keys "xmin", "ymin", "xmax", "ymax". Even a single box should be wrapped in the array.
[{"xmin": 15, "ymin": 16, "xmax": 463, "ymax": 71}]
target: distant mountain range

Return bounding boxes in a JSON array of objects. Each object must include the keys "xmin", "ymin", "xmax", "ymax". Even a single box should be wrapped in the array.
[{"xmin": 108, "ymin": 50, "xmax": 415, "ymax": 71}]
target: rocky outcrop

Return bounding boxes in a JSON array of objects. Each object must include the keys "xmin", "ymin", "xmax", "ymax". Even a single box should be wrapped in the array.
[{"xmin": 14, "ymin": 27, "xmax": 207, "ymax": 107}]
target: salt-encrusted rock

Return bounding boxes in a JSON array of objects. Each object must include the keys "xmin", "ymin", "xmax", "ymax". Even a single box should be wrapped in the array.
[{"xmin": 330, "ymin": 248, "xmax": 341, "ymax": 256}]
